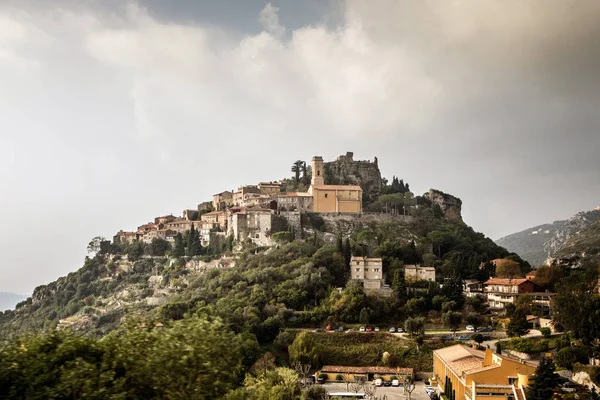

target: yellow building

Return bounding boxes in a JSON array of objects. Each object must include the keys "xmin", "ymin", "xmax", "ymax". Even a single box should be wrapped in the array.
[
  {"xmin": 433, "ymin": 345, "xmax": 536, "ymax": 400},
  {"xmin": 307, "ymin": 156, "xmax": 362, "ymax": 213}
]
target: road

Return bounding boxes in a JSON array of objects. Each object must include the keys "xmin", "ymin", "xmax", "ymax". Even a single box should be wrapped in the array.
[{"xmin": 322, "ymin": 381, "xmax": 435, "ymax": 400}]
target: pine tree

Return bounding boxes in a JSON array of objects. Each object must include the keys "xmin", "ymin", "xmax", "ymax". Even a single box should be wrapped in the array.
[
  {"xmin": 392, "ymin": 266, "xmax": 407, "ymax": 305},
  {"xmin": 173, "ymin": 233, "xmax": 185, "ymax": 257},
  {"xmin": 526, "ymin": 357, "xmax": 556, "ymax": 400},
  {"xmin": 507, "ymin": 307, "xmax": 529, "ymax": 337},
  {"xmin": 337, "ymin": 236, "xmax": 343, "ymax": 254},
  {"xmin": 186, "ymin": 226, "xmax": 195, "ymax": 257}
]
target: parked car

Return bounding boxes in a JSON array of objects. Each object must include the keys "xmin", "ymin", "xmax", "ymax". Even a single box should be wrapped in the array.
[
  {"xmin": 325, "ymin": 325, "xmax": 332, "ymax": 331},
  {"xmin": 466, "ymin": 325, "xmax": 475, "ymax": 331},
  {"xmin": 346, "ymin": 328, "xmax": 355, "ymax": 333},
  {"xmin": 383, "ymin": 380, "xmax": 392, "ymax": 387},
  {"xmin": 397, "ymin": 327, "xmax": 403, "ymax": 333},
  {"xmin": 457, "ymin": 335, "xmax": 469, "ymax": 341},
  {"xmin": 444, "ymin": 335, "xmax": 454, "ymax": 340},
  {"xmin": 375, "ymin": 378, "xmax": 383, "ymax": 386},
  {"xmin": 480, "ymin": 334, "xmax": 492, "ymax": 341},
  {"xmin": 479, "ymin": 326, "xmax": 493, "ymax": 332},
  {"xmin": 391, "ymin": 379, "xmax": 400, "ymax": 387},
  {"xmin": 561, "ymin": 382, "xmax": 578, "ymax": 393},
  {"xmin": 359, "ymin": 326, "xmax": 366, "ymax": 332},
  {"xmin": 429, "ymin": 393, "xmax": 440, "ymax": 400},
  {"xmin": 336, "ymin": 326, "xmax": 344, "ymax": 332},
  {"xmin": 374, "ymin": 327, "xmax": 380, "ymax": 332},
  {"xmin": 389, "ymin": 327, "xmax": 396, "ymax": 333},
  {"xmin": 317, "ymin": 376, "xmax": 325, "ymax": 384},
  {"xmin": 424, "ymin": 380, "xmax": 430, "ymax": 385},
  {"xmin": 425, "ymin": 386, "xmax": 435, "ymax": 394},
  {"xmin": 306, "ymin": 376, "xmax": 315, "ymax": 385},
  {"xmin": 366, "ymin": 326, "xmax": 372, "ymax": 332},
  {"xmin": 315, "ymin": 328, "xmax": 324, "ymax": 332}
]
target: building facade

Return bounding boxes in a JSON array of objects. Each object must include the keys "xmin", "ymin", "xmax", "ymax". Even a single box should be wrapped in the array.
[
  {"xmin": 213, "ymin": 191, "xmax": 233, "ymax": 211},
  {"xmin": 277, "ymin": 192, "xmax": 314, "ymax": 212},
  {"xmin": 433, "ymin": 345, "xmax": 536, "ymax": 400},
  {"xmin": 350, "ymin": 256, "xmax": 384, "ymax": 289},
  {"xmin": 483, "ymin": 278, "xmax": 535, "ymax": 310},
  {"xmin": 404, "ymin": 265, "xmax": 436, "ymax": 282},
  {"xmin": 228, "ymin": 207, "xmax": 273, "ymax": 246},
  {"xmin": 307, "ymin": 156, "xmax": 363, "ymax": 213}
]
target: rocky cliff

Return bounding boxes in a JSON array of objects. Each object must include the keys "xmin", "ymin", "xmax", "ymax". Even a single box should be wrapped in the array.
[
  {"xmin": 423, "ymin": 189, "xmax": 463, "ymax": 221},
  {"xmin": 323, "ymin": 152, "xmax": 382, "ymax": 193},
  {"xmin": 496, "ymin": 207, "xmax": 600, "ymax": 267}
]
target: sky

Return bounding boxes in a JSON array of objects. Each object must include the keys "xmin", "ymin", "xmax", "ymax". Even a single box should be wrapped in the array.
[{"xmin": 1, "ymin": 0, "xmax": 600, "ymax": 294}]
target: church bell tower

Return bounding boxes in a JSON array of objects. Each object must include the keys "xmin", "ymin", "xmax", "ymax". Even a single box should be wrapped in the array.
[{"xmin": 311, "ymin": 156, "xmax": 324, "ymax": 186}]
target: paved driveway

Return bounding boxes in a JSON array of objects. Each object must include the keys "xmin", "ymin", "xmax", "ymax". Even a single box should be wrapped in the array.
[{"xmin": 321, "ymin": 381, "xmax": 436, "ymax": 400}]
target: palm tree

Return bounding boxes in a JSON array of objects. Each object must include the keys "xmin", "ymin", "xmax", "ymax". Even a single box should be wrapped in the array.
[{"xmin": 291, "ymin": 160, "xmax": 303, "ymax": 182}]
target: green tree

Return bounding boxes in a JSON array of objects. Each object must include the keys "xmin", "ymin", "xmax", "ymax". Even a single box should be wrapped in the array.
[
  {"xmin": 242, "ymin": 367, "xmax": 302, "ymax": 400},
  {"xmin": 555, "ymin": 346, "xmax": 589, "ymax": 370},
  {"xmin": 359, "ymin": 307, "xmax": 371, "ymax": 325},
  {"xmin": 507, "ymin": 307, "xmax": 529, "ymax": 337},
  {"xmin": 289, "ymin": 332, "xmax": 320, "ymax": 368},
  {"xmin": 343, "ymin": 238, "xmax": 352, "ymax": 269},
  {"xmin": 466, "ymin": 313, "xmax": 483, "ymax": 332},
  {"xmin": 443, "ymin": 311, "xmax": 463, "ymax": 336},
  {"xmin": 173, "ymin": 233, "xmax": 185, "ymax": 257},
  {"xmin": 404, "ymin": 316, "xmax": 425, "ymax": 337},
  {"xmin": 526, "ymin": 357, "xmax": 557, "ymax": 400},
  {"xmin": 272, "ymin": 231, "xmax": 293, "ymax": 244},
  {"xmin": 494, "ymin": 259, "xmax": 522, "ymax": 279},
  {"xmin": 292, "ymin": 160, "xmax": 304, "ymax": 183},
  {"xmin": 391, "ymin": 264, "xmax": 407, "ymax": 305},
  {"xmin": 150, "ymin": 238, "xmax": 171, "ymax": 256},
  {"xmin": 186, "ymin": 225, "xmax": 202, "ymax": 256},
  {"xmin": 127, "ymin": 241, "xmax": 145, "ymax": 261}
]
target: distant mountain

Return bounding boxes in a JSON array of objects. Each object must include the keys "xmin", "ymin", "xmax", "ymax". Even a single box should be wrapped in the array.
[
  {"xmin": 496, "ymin": 207, "xmax": 600, "ymax": 267},
  {"xmin": 549, "ymin": 219, "xmax": 600, "ymax": 267},
  {"xmin": 0, "ymin": 292, "xmax": 27, "ymax": 312}
]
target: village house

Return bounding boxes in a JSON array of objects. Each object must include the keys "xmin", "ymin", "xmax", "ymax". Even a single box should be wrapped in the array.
[
  {"xmin": 113, "ymin": 230, "xmax": 138, "ymax": 244},
  {"xmin": 257, "ymin": 181, "xmax": 281, "ymax": 195},
  {"xmin": 404, "ymin": 265, "xmax": 436, "ymax": 282},
  {"xmin": 213, "ymin": 191, "xmax": 233, "ymax": 211},
  {"xmin": 182, "ymin": 209, "xmax": 200, "ymax": 221},
  {"xmin": 350, "ymin": 256, "xmax": 384, "ymax": 289},
  {"xmin": 433, "ymin": 344, "xmax": 536, "ymax": 400},
  {"xmin": 228, "ymin": 207, "xmax": 272, "ymax": 246},
  {"xmin": 277, "ymin": 192, "xmax": 314, "ymax": 212},
  {"xmin": 525, "ymin": 270, "xmax": 537, "ymax": 280},
  {"xmin": 232, "ymin": 185, "xmax": 260, "ymax": 207},
  {"xmin": 318, "ymin": 365, "xmax": 413, "ymax": 383},
  {"xmin": 137, "ymin": 222, "xmax": 157, "ymax": 235},
  {"xmin": 200, "ymin": 210, "xmax": 228, "ymax": 230},
  {"xmin": 483, "ymin": 278, "xmax": 535, "ymax": 310},
  {"xmin": 197, "ymin": 201, "xmax": 213, "ymax": 212},
  {"xmin": 154, "ymin": 215, "xmax": 176, "ymax": 225},
  {"xmin": 463, "ymin": 279, "xmax": 484, "ymax": 297},
  {"xmin": 307, "ymin": 156, "xmax": 363, "ymax": 213}
]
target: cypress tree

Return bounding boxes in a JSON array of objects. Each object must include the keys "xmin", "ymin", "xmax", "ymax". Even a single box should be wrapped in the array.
[
  {"xmin": 507, "ymin": 307, "xmax": 529, "ymax": 337},
  {"xmin": 173, "ymin": 233, "xmax": 185, "ymax": 257},
  {"xmin": 343, "ymin": 238, "xmax": 352, "ymax": 268},
  {"xmin": 526, "ymin": 357, "xmax": 556, "ymax": 400}
]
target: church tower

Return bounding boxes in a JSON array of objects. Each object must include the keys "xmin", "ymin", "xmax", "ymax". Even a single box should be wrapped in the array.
[{"xmin": 311, "ymin": 156, "xmax": 324, "ymax": 186}]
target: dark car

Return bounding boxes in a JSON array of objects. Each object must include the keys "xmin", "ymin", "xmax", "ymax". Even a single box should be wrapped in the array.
[
  {"xmin": 314, "ymin": 328, "xmax": 324, "ymax": 332},
  {"xmin": 317, "ymin": 377, "xmax": 325, "ymax": 384},
  {"xmin": 383, "ymin": 380, "xmax": 392, "ymax": 387},
  {"xmin": 457, "ymin": 335, "xmax": 469, "ymax": 341},
  {"xmin": 306, "ymin": 376, "xmax": 315, "ymax": 385},
  {"xmin": 429, "ymin": 393, "xmax": 439, "ymax": 400},
  {"xmin": 479, "ymin": 326, "xmax": 493, "ymax": 332}
]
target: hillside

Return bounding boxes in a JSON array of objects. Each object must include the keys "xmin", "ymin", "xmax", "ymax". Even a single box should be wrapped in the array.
[
  {"xmin": 0, "ymin": 293, "xmax": 27, "ymax": 312},
  {"xmin": 496, "ymin": 207, "xmax": 600, "ymax": 266},
  {"xmin": 0, "ymin": 200, "xmax": 517, "ymax": 337},
  {"xmin": 549, "ymin": 219, "xmax": 600, "ymax": 267}
]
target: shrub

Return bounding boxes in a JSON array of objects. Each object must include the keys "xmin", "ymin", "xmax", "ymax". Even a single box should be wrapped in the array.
[
  {"xmin": 540, "ymin": 327, "xmax": 551, "ymax": 338},
  {"xmin": 556, "ymin": 346, "xmax": 589, "ymax": 370},
  {"xmin": 336, "ymin": 374, "xmax": 343, "ymax": 381},
  {"xmin": 318, "ymin": 373, "xmax": 328, "ymax": 380}
]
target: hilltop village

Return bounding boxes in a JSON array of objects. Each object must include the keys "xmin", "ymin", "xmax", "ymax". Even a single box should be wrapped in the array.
[{"xmin": 113, "ymin": 153, "xmax": 370, "ymax": 248}]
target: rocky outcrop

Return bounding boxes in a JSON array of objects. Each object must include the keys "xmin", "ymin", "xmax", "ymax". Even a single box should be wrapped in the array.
[
  {"xmin": 423, "ymin": 189, "xmax": 463, "ymax": 221},
  {"xmin": 323, "ymin": 152, "xmax": 382, "ymax": 193}
]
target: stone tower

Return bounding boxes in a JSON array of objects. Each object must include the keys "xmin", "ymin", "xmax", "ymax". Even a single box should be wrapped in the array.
[{"xmin": 311, "ymin": 156, "xmax": 324, "ymax": 186}]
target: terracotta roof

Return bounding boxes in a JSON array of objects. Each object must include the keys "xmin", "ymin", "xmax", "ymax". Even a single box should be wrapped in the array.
[
  {"xmin": 351, "ymin": 256, "xmax": 383, "ymax": 262},
  {"xmin": 484, "ymin": 278, "xmax": 531, "ymax": 286},
  {"xmin": 311, "ymin": 184, "xmax": 363, "ymax": 191},
  {"xmin": 320, "ymin": 365, "xmax": 413, "ymax": 375},
  {"xmin": 434, "ymin": 345, "xmax": 487, "ymax": 377},
  {"xmin": 526, "ymin": 270, "xmax": 537, "ymax": 277}
]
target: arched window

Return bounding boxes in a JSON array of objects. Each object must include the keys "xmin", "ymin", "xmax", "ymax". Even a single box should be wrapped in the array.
[{"xmin": 317, "ymin": 170, "xmax": 320, "ymax": 176}]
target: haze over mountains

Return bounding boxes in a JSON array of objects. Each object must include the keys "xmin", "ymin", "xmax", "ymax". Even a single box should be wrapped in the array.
[{"xmin": 496, "ymin": 207, "xmax": 600, "ymax": 267}]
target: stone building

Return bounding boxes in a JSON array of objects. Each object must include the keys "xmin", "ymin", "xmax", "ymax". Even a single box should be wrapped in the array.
[
  {"xmin": 277, "ymin": 192, "xmax": 314, "ymax": 212},
  {"xmin": 350, "ymin": 256, "xmax": 384, "ymax": 289},
  {"xmin": 154, "ymin": 215, "xmax": 176, "ymax": 225},
  {"xmin": 232, "ymin": 185, "xmax": 261, "ymax": 207},
  {"xmin": 113, "ymin": 230, "xmax": 138, "ymax": 244},
  {"xmin": 182, "ymin": 209, "xmax": 199, "ymax": 221},
  {"xmin": 213, "ymin": 191, "xmax": 233, "ymax": 211},
  {"xmin": 197, "ymin": 201, "xmax": 213, "ymax": 212},
  {"xmin": 404, "ymin": 265, "xmax": 436, "ymax": 282},
  {"xmin": 200, "ymin": 211, "xmax": 228, "ymax": 230},
  {"xmin": 307, "ymin": 156, "xmax": 363, "ymax": 213},
  {"xmin": 258, "ymin": 182, "xmax": 281, "ymax": 195},
  {"xmin": 324, "ymin": 151, "xmax": 382, "ymax": 194},
  {"xmin": 228, "ymin": 207, "xmax": 273, "ymax": 246}
]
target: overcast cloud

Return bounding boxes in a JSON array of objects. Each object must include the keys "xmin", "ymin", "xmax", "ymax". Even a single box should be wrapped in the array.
[{"xmin": 1, "ymin": 0, "xmax": 600, "ymax": 293}]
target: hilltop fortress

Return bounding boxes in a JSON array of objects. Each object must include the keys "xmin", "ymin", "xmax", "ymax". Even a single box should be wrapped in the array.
[{"xmin": 114, "ymin": 152, "xmax": 382, "ymax": 247}]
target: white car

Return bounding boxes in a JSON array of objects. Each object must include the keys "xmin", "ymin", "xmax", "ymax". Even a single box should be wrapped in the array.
[
  {"xmin": 389, "ymin": 327, "xmax": 396, "ymax": 333},
  {"xmin": 466, "ymin": 325, "xmax": 475, "ymax": 331},
  {"xmin": 359, "ymin": 326, "xmax": 366, "ymax": 332},
  {"xmin": 391, "ymin": 379, "xmax": 399, "ymax": 387},
  {"xmin": 374, "ymin": 327, "xmax": 380, "ymax": 332},
  {"xmin": 425, "ymin": 386, "xmax": 435, "ymax": 394},
  {"xmin": 375, "ymin": 378, "xmax": 383, "ymax": 386}
]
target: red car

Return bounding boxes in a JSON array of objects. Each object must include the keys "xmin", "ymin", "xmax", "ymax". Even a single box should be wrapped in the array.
[
  {"xmin": 365, "ymin": 327, "xmax": 372, "ymax": 332},
  {"xmin": 325, "ymin": 325, "xmax": 333, "ymax": 331}
]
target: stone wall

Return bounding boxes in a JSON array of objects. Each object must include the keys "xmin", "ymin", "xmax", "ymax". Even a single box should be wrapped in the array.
[{"xmin": 319, "ymin": 212, "xmax": 412, "ymax": 235}]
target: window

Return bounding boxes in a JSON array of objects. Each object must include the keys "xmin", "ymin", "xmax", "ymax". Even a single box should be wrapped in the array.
[
  {"xmin": 364, "ymin": 268, "xmax": 368, "ymax": 272},
  {"xmin": 355, "ymin": 268, "xmax": 361, "ymax": 272},
  {"xmin": 325, "ymin": 193, "xmax": 328, "ymax": 198},
  {"xmin": 374, "ymin": 268, "xmax": 380, "ymax": 272},
  {"xmin": 508, "ymin": 377, "xmax": 517, "ymax": 385},
  {"xmin": 356, "ymin": 261, "xmax": 360, "ymax": 265},
  {"xmin": 317, "ymin": 170, "xmax": 320, "ymax": 176}
]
